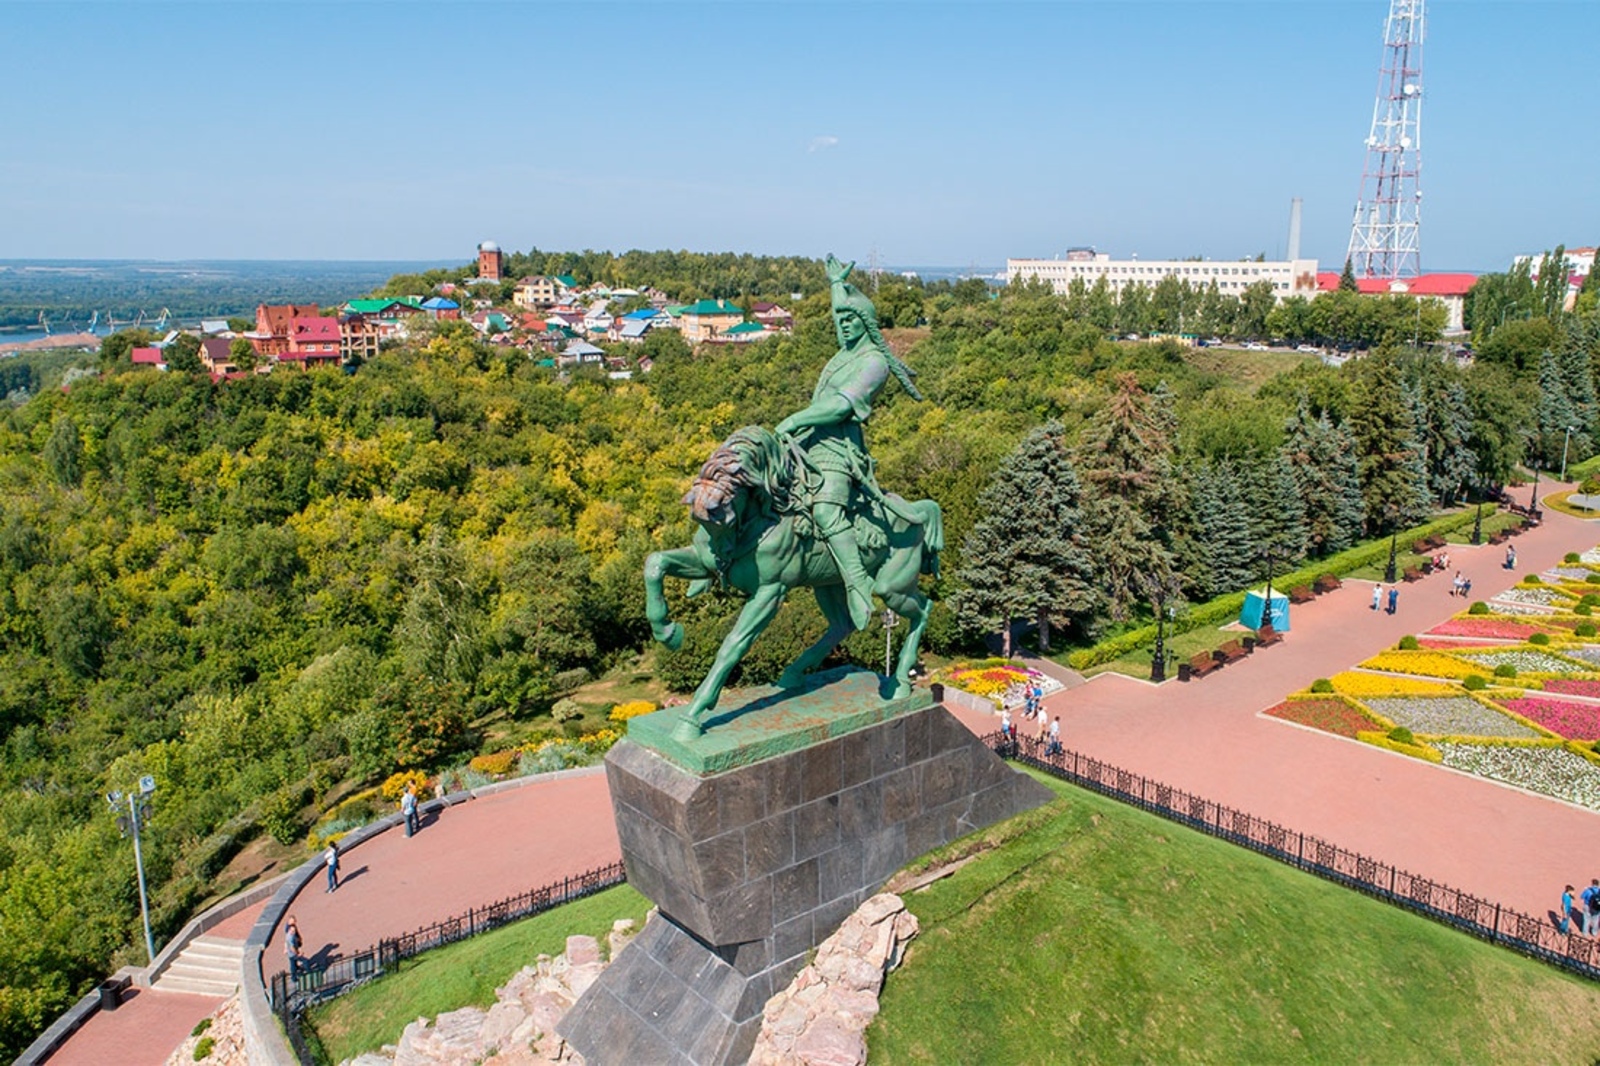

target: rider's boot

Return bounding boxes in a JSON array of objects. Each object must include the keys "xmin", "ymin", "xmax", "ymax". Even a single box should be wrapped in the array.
[{"xmin": 825, "ymin": 527, "xmax": 875, "ymax": 631}]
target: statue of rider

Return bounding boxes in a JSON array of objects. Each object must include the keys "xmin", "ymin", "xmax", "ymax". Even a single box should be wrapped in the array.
[{"xmin": 775, "ymin": 255, "xmax": 922, "ymax": 631}]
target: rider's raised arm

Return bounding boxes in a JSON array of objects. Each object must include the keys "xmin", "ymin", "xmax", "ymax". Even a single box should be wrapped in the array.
[{"xmin": 775, "ymin": 392, "xmax": 853, "ymax": 436}]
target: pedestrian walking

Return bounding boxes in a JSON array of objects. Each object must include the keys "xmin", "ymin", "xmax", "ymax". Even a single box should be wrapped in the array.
[
  {"xmin": 325, "ymin": 840, "xmax": 341, "ymax": 893},
  {"xmin": 1582, "ymin": 879, "xmax": 1600, "ymax": 936},
  {"xmin": 1047, "ymin": 715, "xmax": 1062, "ymax": 757},
  {"xmin": 1561, "ymin": 885, "xmax": 1577, "ymax": 935},
  {"xmin": 401, "ymin": 783, "xmax": 419, "ymax": 838},
  {"xmin": 1372, "ymin": 584, "xmax": 1382, "ymax": 611},
  {"xmin": 1452, "ymin": 570, "xmax": 1464, "ymax": 597},
  {"xmin": 1462, "ymin": 576, "xmax": 1472, "ymax": 597},
  {"xmin": 1387, "ymin": 585, "xmax": 1399, "ymax": 615},
  {"xmin": 1001, "ymin": 707, "xmax": 1013, "ymax": 739},
  {"xmin": 284, "ymin": 915, "xmax": 304, "ymax": 977},
  {"xmin": 1506, "ymin": 544, "xmax": 1517, "ymax": 570}
]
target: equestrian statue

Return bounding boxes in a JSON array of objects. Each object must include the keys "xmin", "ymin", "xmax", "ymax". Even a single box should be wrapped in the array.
[{"xmin": 644, "ymin": 255, "xmax": 943, "ymax": 740}]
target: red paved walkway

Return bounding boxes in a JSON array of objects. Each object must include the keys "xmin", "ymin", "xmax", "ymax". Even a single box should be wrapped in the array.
[
  {"xmin": 47, "ymin": 987, "xmax": 223, "ymax": 1066},
  {"xmin": 1040, "ymin": 497, "xmax": 1600, "ymax": 920}
]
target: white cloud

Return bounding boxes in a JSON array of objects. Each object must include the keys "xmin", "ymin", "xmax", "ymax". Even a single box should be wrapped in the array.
[{"xmin": 807, "ymin": 135, "xmax": 839, "ymax": 154}]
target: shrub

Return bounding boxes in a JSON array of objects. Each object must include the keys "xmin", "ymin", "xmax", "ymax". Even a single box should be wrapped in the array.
[
  {"xmin": 1588, "ymin": 573, "xmax": 1600, "ymax": 585},
  {"xmin": 1494, "ymin": 663, "xmax": 1519, "ymax": 678},
  {"xmin": 550, "ymin": 698, "xmax": 584, "ymax": 722},
  {"xmin": 260, "ymin": 785, "xmax": 309, "ymax": 847},
  {"xmin": 1582, "ymin": 594, "xmax": 1600, "ymax": 606},
  {"xmin": 1529, "ymin": 632, "xmax": 1552, "ymax": 646},
  {"xmin": 194, "ymin": 1036, "xmax": 215, "ymax": 1061},
  {"xmin": 469, "ymin": 750, "xmax": 519, "ymax": 776},
  {"xmin": 1398, "ymin": 635, "xmax": 1419, "ymax": 650},
  {"xmin": 1468, "ymin": 601, "xmax": 1490, "ymax": 615},
  {"xmin": 1525, "ymin": 574, "xmax": 1543, "ymax": 584},
  {"xmin": 191, "ymin": 1018, "xmax": 213, "ymax": 1038},
  {"xmin": 1463, "ymin": 674, "xmax": 1488, "ymax": 691},
  {"xmin": 1579, "ymin": 622, "xmax": 1599, "ymax": 638},
  {"xmin": 380, "ymin": 769, "xmax": 430, "ymax": 802},
  {"xmin": 1578, "ymin": 605, "xmax": 1594, "ymax": 617},
  {"xmin": 1567, "ymin": 552, "xmax": 1583, "ymax": 564},
  {"xmin": 1388, "ymin": 726, "xmax": 1415, "ymax": 745},
  {"xmin": 1310, "ymin": 678, "xmax": 1334, "ymax": 693},
  {"xmin": 609, "ymin": 700, "xmax": 656, "ymax": 723}
]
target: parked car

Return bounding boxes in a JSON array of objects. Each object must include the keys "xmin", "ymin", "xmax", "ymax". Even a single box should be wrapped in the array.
[
  {"xmin": 1242, "ymin": 342, "xmax": 1268, "ymax": 351},
  {"xmin": 1296, "ymin": 344, "xmax": 1323, "ymax": 354}
]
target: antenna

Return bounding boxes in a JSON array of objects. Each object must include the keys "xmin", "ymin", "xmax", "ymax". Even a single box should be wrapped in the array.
[{"xmin": 1347, "ymin": 0, "xmax": 1425, "ymax": 279}]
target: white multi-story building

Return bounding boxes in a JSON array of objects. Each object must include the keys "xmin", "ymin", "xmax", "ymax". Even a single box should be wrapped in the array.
[{"xmin": 1007, "ymin": 248, "xmax": 1320, "ymax": 302}]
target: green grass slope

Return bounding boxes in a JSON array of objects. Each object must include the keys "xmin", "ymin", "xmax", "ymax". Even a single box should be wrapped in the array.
[
  {"xmin": 871, "ymin": 775, "xmax": 1600, "ymax": 1064},
  {"xmin": 303, "ymin": 884, "xmax": 650, "ymax": 1064}
]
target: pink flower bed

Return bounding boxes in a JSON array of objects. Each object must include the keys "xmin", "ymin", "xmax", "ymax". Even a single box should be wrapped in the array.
[
  {"xmin": 1544, "ymin": 679, "xmax": 1600, "ymax": 698},
  {"xmin": 1428, "ymin": 618, "xmax": 1556, "ymax": 640},
  {"xmin": 1499, "ymin": 696, "xmax": 1600, "ymax": 739},
  {"xmin": 1416, "ymin": 637, "xmax": 1497, "ymax": 650}
]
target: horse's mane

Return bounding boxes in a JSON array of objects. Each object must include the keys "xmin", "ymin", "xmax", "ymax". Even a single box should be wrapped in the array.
[{"xmin": 684, "ymin": 425, "xmax": 794, "ymax": 525}]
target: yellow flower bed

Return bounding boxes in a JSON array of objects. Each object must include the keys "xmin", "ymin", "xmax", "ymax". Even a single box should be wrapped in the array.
[
  {"xmin": 949, "ymin": 665, "xmax": 1031, "ymax": 698},
  {"xmin": 1360, "ymin": 650, "xmax": 1481, "ymax": 680},
  {"xmin": 1355, "ymin": 731, "xmax": 1444, "ymax": 763},
  {"xmin": 1327, "ymin": 671, "xmax": 1459, "ymax": 698},
  {"xmin": 609, "ymin": 700, "xmax": 657, "ymax": 723}
]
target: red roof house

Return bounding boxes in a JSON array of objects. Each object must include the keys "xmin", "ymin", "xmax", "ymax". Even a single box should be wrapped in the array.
[
  {"xmin": 282, "ymin": 316, "xmax": 342, "ymax": 367},
  {"xmin": 130, "ymin": 346, "xmax": 164, "ymax": 367}
]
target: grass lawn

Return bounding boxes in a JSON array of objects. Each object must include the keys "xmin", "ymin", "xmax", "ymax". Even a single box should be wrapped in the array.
[
  {"xmin": 1085, "ymin": 627, "xmax": 1250, "ymax": 680},
  {"xmin": 870, "ymin": 773, "xmax": 1600, "ymax": 1064},
  {"xmin": 301, "ymin": 884, "xmax": 651, "ymax": 1064},
  {"xmin": 1180, "ymin": 348, "xmax": 1316, "ymax": 393}
]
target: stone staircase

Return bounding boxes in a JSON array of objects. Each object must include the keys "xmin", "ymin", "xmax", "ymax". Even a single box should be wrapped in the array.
[{"xmin": 153, "ymin": 935, "xmax": 243, "ymax": 997}]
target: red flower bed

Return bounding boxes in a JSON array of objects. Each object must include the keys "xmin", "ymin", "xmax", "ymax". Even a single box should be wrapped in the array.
[
  {"xmin": 1429, "ymin": 617, "xmax": 1558, "ymax": 640},
  {"xmin": 1544, "ymin": 679, "xmax": 1600, "ymax": 698},
  {"xmin": 1499, "ymin": 696, "xmax": 1600, "ymax": 739},
  {"xmin": 1266, "ymin": 699, "xmax": 1376, "ymax": 738}
]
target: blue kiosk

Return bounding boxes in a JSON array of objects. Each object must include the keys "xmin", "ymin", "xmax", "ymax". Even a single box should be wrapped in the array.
[{"xmin": 1241, "ymin": 587, "xmax": 1290, "ymax": 632}]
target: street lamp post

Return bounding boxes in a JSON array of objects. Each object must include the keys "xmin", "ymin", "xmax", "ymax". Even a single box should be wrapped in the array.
[
  {"xmin": 1562, "ymin": 425, "xmax": 1576, "ymax": 481},
  {"xmin": 1530, "ymin": 462, "xmax": 1542, "ymax": 520},
  {"xmin": 1260, "ymin": 548, "xmax": 1277, "ymax": 637},
  {"xmin": 1471, "ymin": 496, "xmax": 1484, "ymax": 545},
  {"xmin": 108, "ymin": 776, "xmax": 158, "ymax": 964},
  {"xmin": 1150, "ymin": 597, "xmax": 1167, "ymax": 683},
  {"xmin": 1384, "ymin": 528, "xmax": 1399, "ymax": 584}
]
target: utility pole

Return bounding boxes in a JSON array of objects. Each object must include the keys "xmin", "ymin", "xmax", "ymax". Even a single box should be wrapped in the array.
[{"xmin": 108, "ymin": 776, "xmax": 158, "ymax": 964}]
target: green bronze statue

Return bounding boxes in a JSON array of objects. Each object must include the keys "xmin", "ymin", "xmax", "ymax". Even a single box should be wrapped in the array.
[{"xmin": 644, "ymin": 256, "xmax": 942, "ymax": 740}]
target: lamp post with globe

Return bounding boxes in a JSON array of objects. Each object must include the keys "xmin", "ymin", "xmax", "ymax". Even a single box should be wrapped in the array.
[{"xmin": 108, "ymin": 775, "xmax": 158, "ymax": 963}]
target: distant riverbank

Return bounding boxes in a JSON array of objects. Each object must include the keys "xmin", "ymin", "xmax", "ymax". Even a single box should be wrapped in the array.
[{"xmin": 0, "ymin": 330, "xmax": 103, "ymax": 355}]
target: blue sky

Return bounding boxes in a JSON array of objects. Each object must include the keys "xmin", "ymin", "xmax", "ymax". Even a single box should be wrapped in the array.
[{"xmin": 2, "ymin": 1, "xmax": 1593, "ymax": 272}]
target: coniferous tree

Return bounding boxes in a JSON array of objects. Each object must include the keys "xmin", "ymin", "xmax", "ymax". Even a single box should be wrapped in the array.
[
  {"xmin": 951, "ymin": 423, "xmax": 1096, "ymax": 656},
  {"xmin": 1190, "ymin": 460, "xmax": 1255, "ymax": 599},
  {"xmin": 1339, "ymin": 257, "xmax": 1359, "ymax": 293},
  {"xmin": 1536, "ymin": 348, "xmax": 1580, "ymax": 470},
  {"xmin": 1075, "ymin": 374, "xmax": 1178, "ymax": 622},
  {"xmin": 1348, "ymin": 355, "xmax": 1430, "ymax": 534},
  {"xmin": 1253, "ymin": 451, "xmax": 1310, "ymax": 570},
  {"xmin": 1558, "ymin": 323, "xmax": 1597, "ymax": 461}
]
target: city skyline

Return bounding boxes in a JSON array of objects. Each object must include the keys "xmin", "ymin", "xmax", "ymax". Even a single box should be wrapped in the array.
[{"xmin": 2, "ymin": 1, "xmax": 1595, "ymax": 273}]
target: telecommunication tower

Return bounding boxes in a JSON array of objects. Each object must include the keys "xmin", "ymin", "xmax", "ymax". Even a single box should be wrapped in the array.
[{"xmin": 1346, "ymin": 0, "xmax": 1425, "ymax": 279}]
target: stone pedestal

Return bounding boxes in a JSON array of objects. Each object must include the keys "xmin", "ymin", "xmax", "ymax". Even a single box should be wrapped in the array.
[{"xmin": 559, "ymin": 668, "xmax": 1052, "ymax": 1065}]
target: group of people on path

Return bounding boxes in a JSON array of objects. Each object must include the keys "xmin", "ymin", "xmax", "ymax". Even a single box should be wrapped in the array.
[
  {"xmin": 1560, "ymin": 881, "xmax": 1600, "ymax": 936},
  {"xmin": 999, "ymin": 682, "xmax": 1061, "ymax": 757},
  {"xmin": 1371, "ymin": 583, "xmax": 1400, "ymax": 615},
  {"xmin": 1450, "ymin": 571, "xmax": 1474, "ymax": 598}
]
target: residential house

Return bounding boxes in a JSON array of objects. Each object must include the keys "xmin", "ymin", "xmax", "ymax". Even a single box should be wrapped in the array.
[
  {"xmin": 280, "ymin": 316, "xmax": 342, "ymax": 368},
  {"xmin": 340, "ymin": 313, "xmax": 382, "ymax": 362},
  {"xmin": 130, "ymin": 346, "xmax": 165, "ymax": 369},
  {"xmin": 674, "ymin": 298, "xmax": 745, "ymax": 344},
  {"xmin": 751, "ymin": 302, "xmax": 794, "ymax": 332},
  {"xmin": 254, "ymin": 303, "xmax": 320, "ymax": 358},
  {"xmin": 199, "ymin": 337, "xmax": 237, "ymax": 374},
  {"xmin": 513, "ymin": 276, "xmax": 560, "ymax": 310},
  {"xmin": 583, "ymin": 304, "xmax": 615, "ymax": 335},
  {"xmin": 421, "ymin": 296, "xmax": 461, "ymax": 320},
  {"xmin": 343, "ymin": 298, "xmax": 426, "ymax": 343},
  {"xmin": 556, "ymin": 340, "xmax": 606, "ymax": 368},
  {"xmin": 708, "ymin": 321, "xmax": 770, "ymax": 344},
  {"xmin": 199, "ymin": 319, "xmax": 232, "ymax": 336}
]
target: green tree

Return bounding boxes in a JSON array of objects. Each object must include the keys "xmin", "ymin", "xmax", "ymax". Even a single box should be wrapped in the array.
[
  {"xmin": 1464, "ymin": 363, "xmax": 1527, "ymax": 494},
  {"xmin": 164, "ymin": 334, "xmax": 203, "ymax": 373},
  {"xmin": 951, "ymin": 423, "xmax": 1097, "ymax": 656},
  {"xmin": 1348, "ymin": 355, "xmax": 1429, "ymax": 533},
  {"xmin": 42, "ymin": 416, "xmax": 82, "ymax": 488},
  {"xmin": 1280, "ymin": 403, "xmax": 1364, "ymax": 557},
  {"xmin": 229, "ymin": 338, "xmax": 257, "ymax": 372},
  {"xmin": 1339, "ymin": 257, "xmax": 1359, "ymax": 292},
  {"xmin": 1188, "ymin": 460, "xmax": 1255, "ymax": 599},
  {"xmin": 1534, "ymin": 348, "xmax": 1580, "ymax": 470}
]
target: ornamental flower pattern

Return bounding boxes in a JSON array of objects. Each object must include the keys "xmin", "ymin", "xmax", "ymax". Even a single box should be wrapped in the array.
[
  {"xmin": 1545, "ymin": 679, "xmax": 1600, "ymax": 698},
  {"xmin": 1559, "ymin": 646, "xmax": 1600, "ymax": 668},
  {"xmin": 1496, "ymin": 697, "xmax": 1600, "ymax": 740},
  {"xmin": 1427, "ymin": 617, "xmax": 1557, "ymax": 640},
  {"xmin": 1494, "ymin": 587, "xmax": 1567, "ymax": 607},
  {"xmin": 1434, "ymin": 743, "xmax": 1600, "ymax": 810},
  {"xmin": 1362, "ymin": 697, "xmax": 1541, "ymax": 739},
  {"xmin": 1464, "ymin": 650, "xmax": 1585, "ymax": 675}
]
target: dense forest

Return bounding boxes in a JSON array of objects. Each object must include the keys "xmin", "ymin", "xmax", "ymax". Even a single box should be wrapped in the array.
[{"xmin": 1, "ymin": 248, "xmax": 1596, "ymax": 1056}]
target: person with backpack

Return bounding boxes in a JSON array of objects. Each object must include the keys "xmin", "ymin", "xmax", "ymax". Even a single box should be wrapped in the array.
[
  {"xmin": 1581, "ymin": 879, "xmax": 1600, "ymax": 936},
  {"xmin": 325, "ymin": 840, "xmax": 341, "ymax": 893}
]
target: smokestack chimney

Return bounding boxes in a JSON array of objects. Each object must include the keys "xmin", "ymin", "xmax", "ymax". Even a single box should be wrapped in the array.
[{"xmin": 1287, "ymin": 197, "xmax": 1303, "ymax": 261}]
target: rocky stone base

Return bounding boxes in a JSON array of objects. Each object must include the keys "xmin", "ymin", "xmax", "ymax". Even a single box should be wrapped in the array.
[
  {"xmin": 749, "ymin": 893, "xmax": 917, "ymax": 1066},
  {"xmin": 341, "ymin": 921, "xmax": 636, "ymax": 1066},
  {"xmin": 163, "ymin": 993, "xmax": 245, "ymax": 1066}
]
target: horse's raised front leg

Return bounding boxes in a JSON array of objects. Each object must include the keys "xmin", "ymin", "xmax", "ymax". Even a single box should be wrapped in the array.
[
  {"xmin": 644, "ymin": 547, "xmax": 711, "ymax": 651},
  {"xmin": 778, "ymin": 584, "xmax": 854, "ymax": 689},
  {"xmin": 675, "ymin": 583, "xmax": 787, "ymax": 742}
]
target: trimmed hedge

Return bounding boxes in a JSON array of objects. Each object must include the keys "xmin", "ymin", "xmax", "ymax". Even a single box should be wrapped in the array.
[{"xmin": 1064, "ymin": 507, "xmax": 1495, "ymax": 670}]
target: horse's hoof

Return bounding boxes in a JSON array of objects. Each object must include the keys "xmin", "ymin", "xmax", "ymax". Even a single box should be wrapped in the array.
[
  {"xmin": 889, "ymin": 680, "xmax": 912, "ymax": 700},
  {"xmin": 777, "ymin": 668, "xmax": 805, "ymax": 689},
  {"xmin": 671, "ymin": 715, "xmax": 704, "ymax": 743},
  {"xmin": 659, "ymin": 622, "xmax": 684, "ymax": 651}
]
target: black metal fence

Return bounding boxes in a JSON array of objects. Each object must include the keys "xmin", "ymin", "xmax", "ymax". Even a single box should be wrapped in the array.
[
  {"xmin": 268, "ymin": 860, "xmax": 627, "ymax": 1062},
  {"xmin": 989, "ymin": 731, "xmax": 1600, "ymax": 983}
]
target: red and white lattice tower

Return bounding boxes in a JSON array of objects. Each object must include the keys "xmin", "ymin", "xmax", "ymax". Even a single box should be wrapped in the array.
[{"xmin": 1347, "ymin": 0, "xmax": 1425, "ymax": 279}]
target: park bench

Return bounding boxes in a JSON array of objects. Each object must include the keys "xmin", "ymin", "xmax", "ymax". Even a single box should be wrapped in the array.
[
  {"xmin": 1313, "ymin": 574, "xmax": 1342, "ymax": 594},
  {"xmin": 1489, "ymin": 531, "xmax": 1508, "ymax": 545},
  {"xmin": 1402, "ymin": 567, "xmax": 1425, "ymax": 583},
  {"xmin": 1254, "ymin": 626, "xmax": 1284, "ymax": 648},
  {"xmin": 1288, "ymin": 585, "xmax": 1314, "ymax": 605},
  {"xmin": 1215, "ymin": 639, "xmax": 1249, "ymax": 665},
  {"xmin": 1183, "ymin": 652, "xmax": 1221, "ymax": 681}
]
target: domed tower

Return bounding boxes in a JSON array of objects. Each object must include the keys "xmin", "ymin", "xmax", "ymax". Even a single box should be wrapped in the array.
[{"xmin": 477, "ymin": 240, "xmax": 503, "ymax": 282}]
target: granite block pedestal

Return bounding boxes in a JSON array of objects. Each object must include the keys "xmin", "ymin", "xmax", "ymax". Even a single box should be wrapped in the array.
[{"xmin": 559, "ymin": 667, "xmax": 1052, "ymax": 1065}]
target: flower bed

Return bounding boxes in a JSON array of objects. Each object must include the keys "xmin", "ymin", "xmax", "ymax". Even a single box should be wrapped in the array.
[
  {"xmin": 1497, "ymin": 587, "xmax": 1570, "ymax": 607},
  {"xmin": 1463, "ymin": 649, "xmax": 1585, "ymax": 674},
  {"xmin": 1328, "ymin": 672, "xmax": 1459, "ymax": 698},
  {"xmin": 1434, "ymin": 742, "xmax": 1600, "ymax": 810},
  {"xmin": 1362, "ymin": 697, "xmax": 1540, "ymax": 739},
  {"xmin": 1486, "ymin": 601, "xmax": 1558, "ymax": 616},
  {"xmin": 1559, "ymin": 646, "xmax": 1600, "ymax": 668},
  {"xmin": 1265, "ymin": 698, "xmax": 1377, "ymax": 738},
  {"xmin": 1497, "ymin": 697, "xmax": 1600, "ymax": 740},
  {"xmin": 1428, "ymin": 617, "xmax": 1557, "ymax": 640},
  {"xmin": 1360, "ymin": 650, "xmax": 1482, "ymax": 680},
  {"xmin": 948, "ymin": 664, "xmax": 1031, "ymax": 698},
  {"xmin": 1549, "ymin": 566, "xmax": 1595, "ymax": 581},
  {"xmin": 1545, "ymin": 679, "xmax": 1600, "ymax": 698}
]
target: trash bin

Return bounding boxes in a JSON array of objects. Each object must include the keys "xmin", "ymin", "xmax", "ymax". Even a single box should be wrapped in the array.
[{"xmin": 98, "ymin": 979, "xmax": 124, "ymax": 1011}]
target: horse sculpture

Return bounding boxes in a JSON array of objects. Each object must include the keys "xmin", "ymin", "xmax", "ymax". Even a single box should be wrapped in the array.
[{"xmin": 645, "ymin": 425, "xmax": 942, "ymax": 741}]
